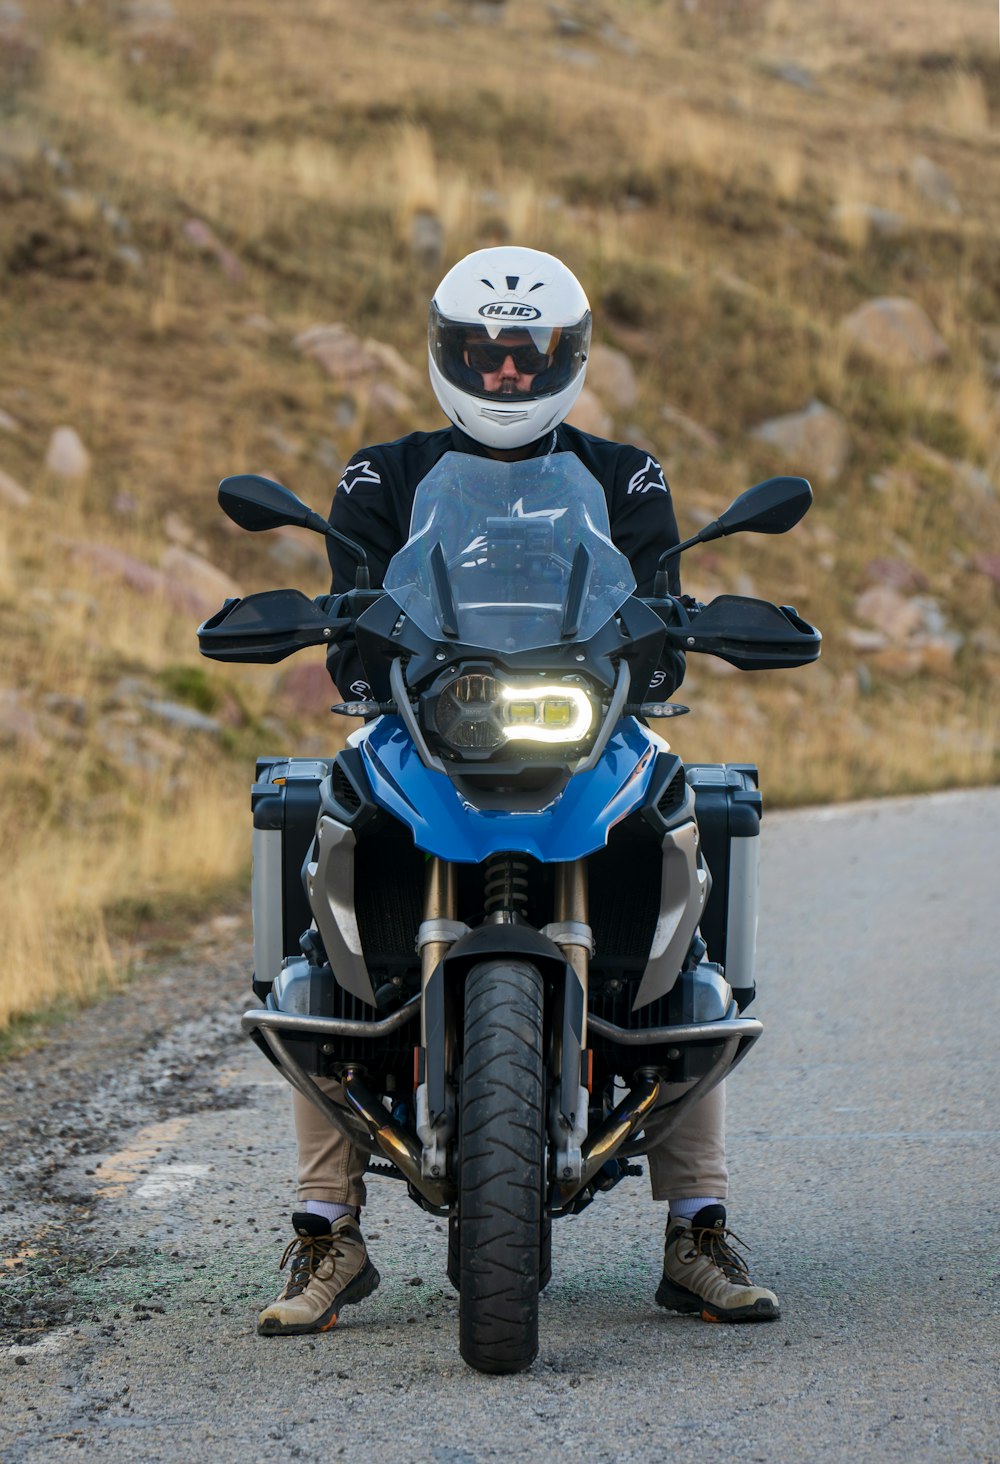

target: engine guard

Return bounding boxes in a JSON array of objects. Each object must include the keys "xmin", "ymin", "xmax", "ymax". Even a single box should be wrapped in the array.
[
  {"xmin": 552, "ymin": 1016, "xmax": 761, "ymax": 1208},
  {"xmin": 242, "ymin": 1005, "xmax": 761, "ymax": 1215},
  {"xmin": 241, "ymin": 1001, "xmax": 452, "ymax": 1211}
]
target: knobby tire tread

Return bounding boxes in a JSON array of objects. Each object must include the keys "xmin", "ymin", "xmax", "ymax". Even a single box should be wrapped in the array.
[{"xmin": 458, "ymin": 959, "xmax": 545, "ymax": 1375}]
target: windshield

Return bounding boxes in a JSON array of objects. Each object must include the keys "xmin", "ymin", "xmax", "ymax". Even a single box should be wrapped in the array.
[{"xmin": 383, "ymin": 452, "xmax": 636, "ymax": 652}]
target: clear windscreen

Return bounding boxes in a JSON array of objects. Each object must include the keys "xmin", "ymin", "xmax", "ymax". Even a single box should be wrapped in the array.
[{"xmin": 383, "ymin": 452, "xmax": 636, "ymax": 652}]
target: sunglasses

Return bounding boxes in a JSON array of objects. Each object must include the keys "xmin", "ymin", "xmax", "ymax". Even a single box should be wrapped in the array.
[{"xmin": 465, "ymin": 341, "xmax": 551, "ymax": 375}]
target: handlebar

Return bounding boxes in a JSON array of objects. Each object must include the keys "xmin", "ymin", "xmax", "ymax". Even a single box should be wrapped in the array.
[{"xmin": 199, "ymin": 586, "xmax": 820, "ymax": 672}]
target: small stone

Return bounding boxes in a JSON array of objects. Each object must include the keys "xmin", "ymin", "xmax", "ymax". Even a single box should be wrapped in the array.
[
  {"xmin": 551, "ymin": 8, "xmax": 587, "ymax": 38},
  {"xmin": 181, "ymin": 218, "xmax": 243, "ymax": 283},
  {"xmin": 122, "ymin": 0, "xmax": 177, "ymax": 19},
  {"xmin": 145, "ymin": 699, "xmax": 222, "ymax": 735},
  {"xmin": 99, "ymin": 200, "xmax": 131, "ymax": 237},
  {"xmin": 0, "ymin": 406, "xmax": 21, "ymax": 433},
  {"xmin": 844, "ymin": 627, "xmax": 889, "ymax": 653},
  {"xmin": 45, "ymin": 426, "xmax": 91, "ymax": 478},
  {"xmin": 830, "ymin": 202, "xmax": 905, "ymax": 240},
  {"xmin": 114, "ymin": 245, "xmax": 144, "ymax": 274},
  {"xmin": 163, "ymin": 511, "xmax": 201, "ymax": 549},
  {"xmin": 0, "ymin": 466, "xmax": 30, "ymax": 507},
  {"xmin": 765, "ymin": 61, "xmax": 819, "ymax": 93},
  {"xmin": 409, "ymin": 210, "xmax": 444, "ymax": 272},
  {"xmin": 57, "ymin": 188, "xmax": 100, "ymax": 226},
  {"xmin": 552, "ymin": 43, "xmax": 597, "ymax": 68},
  {"xmin": 909, "ymin": 156, "xmax": 960, "ymax": 215}
]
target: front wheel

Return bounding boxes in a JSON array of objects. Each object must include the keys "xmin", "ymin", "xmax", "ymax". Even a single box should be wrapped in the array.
[{"xmin": 458, "ymin": 959, "xmax": 545, "ymax": 1374}]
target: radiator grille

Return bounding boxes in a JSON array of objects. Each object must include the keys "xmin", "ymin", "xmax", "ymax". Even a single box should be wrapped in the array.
[{"xmin": 330, "ymin": 761, "xmax": 362, "ymax": 815}]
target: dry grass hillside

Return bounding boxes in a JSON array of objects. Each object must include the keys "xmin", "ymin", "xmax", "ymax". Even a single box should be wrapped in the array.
[{"xmin": 1, "ymin": 0, "xmax": 998, "ymax": 1031}]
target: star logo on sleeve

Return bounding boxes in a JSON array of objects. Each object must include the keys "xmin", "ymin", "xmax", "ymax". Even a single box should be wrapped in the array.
[
  {"xmin": 337, "ymin": 460, "xmax": 382, "ymax": 496},
  {"xmin": 626, "ymin": 456, "xmax": 667, "ymax": 495}
]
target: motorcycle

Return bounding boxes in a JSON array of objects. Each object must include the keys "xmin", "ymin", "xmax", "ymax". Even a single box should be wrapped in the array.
[{"xmin": 198, "ymin": 451, "xmax": 820, "ymax": 1373}]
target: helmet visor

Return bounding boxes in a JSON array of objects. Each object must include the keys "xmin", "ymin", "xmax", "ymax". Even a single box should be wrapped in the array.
[{"xmin": 429, "ymin": 303, "xmax": 592, "ymax": 403}]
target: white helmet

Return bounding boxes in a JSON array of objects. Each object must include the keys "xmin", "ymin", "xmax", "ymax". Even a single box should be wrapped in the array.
[{"xmin": 428, "ymin": 246, "xmax": 592, "ymax": 450}]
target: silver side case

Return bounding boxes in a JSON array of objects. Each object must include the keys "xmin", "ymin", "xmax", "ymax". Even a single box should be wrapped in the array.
[
  {"xmin": 724, "ymin": 833, "xmax": 759, "ymax": 993},
  {"xmin": 251, "ymin": 827, "xmax": 283, "ymax": 988},
  {"xmin": 304, "ymin": 814, "xmax": 377, "ymax": 1008}
]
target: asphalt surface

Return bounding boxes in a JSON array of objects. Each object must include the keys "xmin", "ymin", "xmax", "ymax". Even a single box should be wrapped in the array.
[{"xmin": 1, "ymin": 789, "xmax": 998, "ymax": 1463}]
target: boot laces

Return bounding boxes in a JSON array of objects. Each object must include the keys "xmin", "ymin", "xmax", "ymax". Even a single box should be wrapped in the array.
[
  {"xmin": 278, "ymin": 1232, "xmax": 344, "ymax": 1299},
  {"xmin": 686, "ymin": 1220, "xmax": 752, "ymax": 1285}
]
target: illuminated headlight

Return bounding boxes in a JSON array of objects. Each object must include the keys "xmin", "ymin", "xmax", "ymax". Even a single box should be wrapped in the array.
[
  {"xmin": 500, "ymin": 684, "xmax": 593, "ymax": 744},
  {"xmin": 432, "ymin": 673, "xmax": 595, "ymax": 754}
]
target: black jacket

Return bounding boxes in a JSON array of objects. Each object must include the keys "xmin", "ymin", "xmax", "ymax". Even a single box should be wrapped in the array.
[{"xmin": 326, "ymin": 422, "xmax": 684, "ymax": 699}]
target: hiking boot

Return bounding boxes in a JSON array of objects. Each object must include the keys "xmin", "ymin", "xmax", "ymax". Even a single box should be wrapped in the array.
[
  {"xmin": 257, "ymin": 1211, "xmax": 380, "ymax": 1336},
  {"xmin": 655, "ymin": 1204, "xmax": 780, "ymax": 1323}
]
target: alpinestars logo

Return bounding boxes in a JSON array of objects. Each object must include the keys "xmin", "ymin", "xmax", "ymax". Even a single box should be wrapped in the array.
[
  {"xmin": 627, "ymin": 456, "xmax": 667, "ymax": 496},
  {"xmin": 338, "ymin": 460, "xmax": 381, "ymax": 496},
  {"xmin": 460, "ymin": 499, "xmax": 568, "ymax": 567}
]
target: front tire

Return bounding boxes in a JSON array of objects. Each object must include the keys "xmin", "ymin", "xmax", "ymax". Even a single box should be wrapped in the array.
[{"xmin": 458, "ymin": 959, "xmax": 545, "ymax": 1374}]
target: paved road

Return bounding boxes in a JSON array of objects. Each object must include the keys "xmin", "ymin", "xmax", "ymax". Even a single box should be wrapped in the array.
[{"xmin": 1, "ymin": 790, "xmax": 998, "ymax": 1462}]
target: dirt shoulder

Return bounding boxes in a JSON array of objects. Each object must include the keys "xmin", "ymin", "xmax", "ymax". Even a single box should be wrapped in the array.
[{"xmin": 0, "ymin": 915, "xmax": 254, "ymax": 1335}]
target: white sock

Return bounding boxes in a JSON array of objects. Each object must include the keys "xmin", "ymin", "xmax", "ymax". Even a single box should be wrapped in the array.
[
  {"xmin": 668, "ymin": 1197, "xmax": 723, "ymax": 1223},
  {"xmin": 304, "ymin": 1200, "xmax": 358, "ymax": 1225}
]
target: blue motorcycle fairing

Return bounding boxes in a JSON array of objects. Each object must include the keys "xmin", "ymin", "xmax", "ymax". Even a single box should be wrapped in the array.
[{"xmin": 356, "ymin": 715, "xmax": 661, "ymax": 863}]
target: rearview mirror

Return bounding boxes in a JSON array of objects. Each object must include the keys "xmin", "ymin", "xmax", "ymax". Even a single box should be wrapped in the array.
[
  {"xmin": 217, "ymin": 474, "xmax": 371, "ymax": 587},
  {"xmin": 218, "ymin": 474, "xmax": 321, "ymax": 533},
  {"xmin": 713, "ymin": 476, "xmax": 813, "ymax": 539},
  {"xmin": 654, "ymin": 475, "xmax": 813, "ymax": 592}
]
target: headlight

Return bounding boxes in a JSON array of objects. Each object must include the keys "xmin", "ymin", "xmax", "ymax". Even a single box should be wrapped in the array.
[
  {"xmin": 431, "ymin": 672, "xmax": 596, "ymax": 755},
  {"xmin": 499, "ymin": 683, "xmax": 593, "ymax": 744}
]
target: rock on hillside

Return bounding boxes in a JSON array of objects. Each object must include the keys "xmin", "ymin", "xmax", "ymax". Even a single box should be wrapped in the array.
[
  {"xmin": 586, "ymin": 345, "xmax": 639, "ymax": 412},
  {"xmin": 750, "ymin": 400, "xmax": 850, "ymax": 483},
  {"xmin": 567, "ymin": 387, "xmax": 613, "ymax": 438},
  {"xmin": 841, "ymin": 298, "xmax": 949, "ymax": 369}
]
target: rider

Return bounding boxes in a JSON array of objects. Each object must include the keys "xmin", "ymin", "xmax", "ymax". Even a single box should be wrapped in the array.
[{"xmin": 257, "ymin": 246, "xmax": 780, "ymax": 1337}]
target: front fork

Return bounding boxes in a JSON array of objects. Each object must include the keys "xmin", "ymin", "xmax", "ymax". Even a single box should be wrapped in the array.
[
  {"xmin": 413, "ymin": 855, "xmax": 602, "ymax": 1196},
  {"xmin": 545, "ymin": 862, "xmax": 592, "ymax": 1189}
]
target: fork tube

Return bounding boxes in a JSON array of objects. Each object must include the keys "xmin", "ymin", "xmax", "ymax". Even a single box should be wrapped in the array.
[
  {"xmin": 421, "ymin": 858, "xmax": 456, "ymax": 1049},
  {"xmin": 554, "ymin": 859, "xmax": 589, "ymax": 1046}
]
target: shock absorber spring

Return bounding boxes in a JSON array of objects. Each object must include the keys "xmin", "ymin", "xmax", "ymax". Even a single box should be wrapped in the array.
[{"xmin": 484, "ymin": 853, "xmax": 530, "ymax": 921}]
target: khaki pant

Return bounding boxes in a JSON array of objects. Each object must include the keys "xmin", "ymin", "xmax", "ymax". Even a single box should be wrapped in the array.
[{"xmin": 294, "ymin": 1074, "xmax": 727, "ymax": 1209}]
